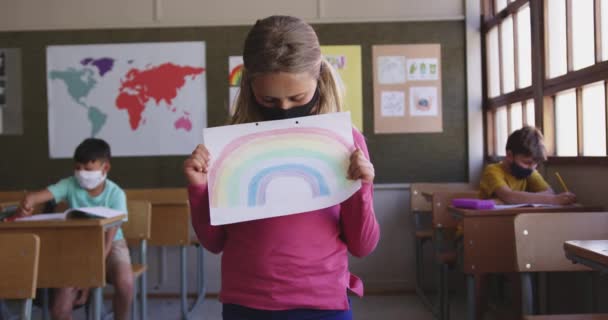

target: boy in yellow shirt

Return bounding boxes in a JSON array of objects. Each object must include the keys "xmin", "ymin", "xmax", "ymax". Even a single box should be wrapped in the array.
[{"xmin": 480, "ymin": 126, "xmax": 576, "ymax": 204}]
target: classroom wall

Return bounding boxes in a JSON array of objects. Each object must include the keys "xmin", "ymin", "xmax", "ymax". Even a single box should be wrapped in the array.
[{"xmin": 0, "ymin": 0, "xmax": 464, "ymax": 31}]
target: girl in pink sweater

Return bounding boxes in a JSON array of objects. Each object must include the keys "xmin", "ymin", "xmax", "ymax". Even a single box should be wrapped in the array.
[{"xmin": 183, "ymin": 15, "xmax": 380, "ymax": 320}]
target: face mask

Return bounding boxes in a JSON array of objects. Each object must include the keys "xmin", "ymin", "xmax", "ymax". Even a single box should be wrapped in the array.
[
  {"xmin": 75, "ymin": 169, "xmax": 107, "ymax": 190},
  {"xmin": 256, "ymin": 87, "xmax": 320, "ymax": 121},
  {"xmin": 510, "ymin": 162, "xmax": 533, "ymax": 179}
]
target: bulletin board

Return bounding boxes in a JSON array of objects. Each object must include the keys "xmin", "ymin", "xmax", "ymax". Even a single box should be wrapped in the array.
[{"xmin": 372, "ymin": 44, "xmax": 442, "ymax": 134}]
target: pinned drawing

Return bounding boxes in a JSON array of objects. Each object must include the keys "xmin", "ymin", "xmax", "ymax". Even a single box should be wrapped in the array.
[
  {"xmin": 380, "ymin": 91, "xmax": 405, "ymax": 117},
  {"xmin": 410, "ymin": 86, "xmax": 438, "ymax": 116},
  {"xmin": 407, "ymin": 58, "xmax": 438, "ymax": 81},
  {"xmin": 377, "ymin": 56, "xmax": 406, "ymax": 84},
  {"xmin": 204, "ymin": 112, "xmax": 361, "ymax": 225}
]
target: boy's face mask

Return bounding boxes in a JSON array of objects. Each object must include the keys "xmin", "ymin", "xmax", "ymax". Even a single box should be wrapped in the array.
[
  {"xmin": 510, "ymin": 162, "xmax": 533, "ymax": 179},
  {"xmin": 74, "ymin": 161, "xmax": 108, "ymax": 190},
  {"xmin": 508, "ymin": 153, "xmax": 537, "ymax": 179}
]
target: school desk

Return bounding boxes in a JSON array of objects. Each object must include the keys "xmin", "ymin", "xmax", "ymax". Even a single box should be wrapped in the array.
[
  {"xmin": 450, "ymin": 205, "xmax": 603, "ymax": 320},
  {"xmin": 564, "ymin": 240, "xmax": 608, "ymax": 274},
  {"xmin": 125, "ymin": 188, "xmax": 205, "ymax": 320},
  {"xmin": 0, "ymin": 215, "xmax": 125, "ymax": 320}
]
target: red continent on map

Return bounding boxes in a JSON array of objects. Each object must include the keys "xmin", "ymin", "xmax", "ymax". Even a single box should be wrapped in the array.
[{"xmin": 115, "ymin": 63, "xmax": 205, "ymax": 130}]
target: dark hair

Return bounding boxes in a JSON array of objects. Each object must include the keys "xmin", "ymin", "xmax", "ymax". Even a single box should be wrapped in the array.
[
  {"xmin": 506, "ymin": 126, "xmax": 546, "ymax": 162},
  {"xmin": 73, "ymin": 138, "xmax": 111, "ymax": 163}
]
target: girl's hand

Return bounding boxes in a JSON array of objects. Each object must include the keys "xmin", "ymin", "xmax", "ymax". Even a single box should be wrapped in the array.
[
  {"xmin": 348, "ymin": 146, "xmax": 375, "ymax": 183},
  {"xmin": 183, "ymin": 144, "xmax": 211, "ymax": 185}
]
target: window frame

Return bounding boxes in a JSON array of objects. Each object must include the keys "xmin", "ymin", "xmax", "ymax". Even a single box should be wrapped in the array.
[{"xmin": 481, "ymin": 0, "xmax": 608, "ymax": 164}]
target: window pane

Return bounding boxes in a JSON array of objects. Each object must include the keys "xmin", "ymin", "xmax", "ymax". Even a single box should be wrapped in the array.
[
  {"xmin": 510, "ymin": 102, "xmax": 523, "ymax": 132},
  {"xmin": 487, "ymin": 27, "xmax": 501, "ymax": 97},
  {"xmin": 495, "ymin": 0, "xmax": 507, "ymax": 13},
  {"xmin": 572, "ymin": 0, "xmax": 596, "ymax": 69},
  {"xmin": 546, "ymin": 0, "xmax": 567, "ymax": 77},
  {"xmin": 517, "ymin": 5, "xmax": 532, "ymax": 88},
  {"xmin": 555, "ymin": 90, "xmax": 578, "ymax": 156},
  {"xmin": 496, "ymin": 107, "xmax": 508, "ymax": 156},
  {"xmin": 582, "ymin": 82, "xmax": 607, "ymax": 156},
  {"xmin": 525, "ymin": 99, "xmax": 536, "ymax": 126},
  {"xmin": 501, "ymin": 16, "xmax": 515, "ymax": 93},
  {"xmin": 602, "ymin": 0, "xmax": 608, "ymax": 61}
]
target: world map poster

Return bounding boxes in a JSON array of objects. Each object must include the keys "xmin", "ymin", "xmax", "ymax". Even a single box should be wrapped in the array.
[{"xmin": 46, "ymin": 42, "xmax": 206, "ymax": 158}]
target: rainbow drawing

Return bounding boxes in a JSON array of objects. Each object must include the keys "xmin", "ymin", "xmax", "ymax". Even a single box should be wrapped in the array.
[
  {"xmin": 228, "ymin": 64, "xmax": 243, "ymax": 86},
  {"xmin": 208, "ymin": 127, "xmax": 353, "ymax": 209}
]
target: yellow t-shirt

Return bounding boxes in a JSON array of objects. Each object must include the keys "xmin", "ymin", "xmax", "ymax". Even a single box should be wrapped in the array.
[{"xmin": 479, "ymin": 163, "xmax": 550, "ymax": 199}]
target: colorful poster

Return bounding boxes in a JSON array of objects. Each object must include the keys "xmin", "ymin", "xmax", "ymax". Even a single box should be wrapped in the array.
[
  {"xmin": 228, "ymin": 56, "xmax": 243, "ymax": 115},
  {"xmin": 47, "ymin": 42, "xmax": 206, "ymax": 158},
  {"xmin": 321, "ymin": 46, "xmax": 363, "ymax": 131},
  {"xmin": 204, "ymin": 112, "xmax": 361, "ymax": 225},
  {"xmin": 407, "ymin": 58, "xmax": 439, "ymax": 81}
]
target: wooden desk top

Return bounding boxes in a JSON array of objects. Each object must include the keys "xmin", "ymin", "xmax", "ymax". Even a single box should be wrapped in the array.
[
  {"xmin": 0, "ymin": 215, "xmax": 125, "ymax": 229},
  {"xmin": 564, "ymin": 240, "xmax": 608, "ymax": 267},
  {"xmin": 450, "ymin": 205, "xmax": 600, "ymax": 218}
]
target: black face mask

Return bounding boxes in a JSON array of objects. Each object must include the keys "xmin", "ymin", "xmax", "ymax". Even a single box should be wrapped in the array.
[
  {"xmin": 510, "ymin": 162, "xmax": 534, "ymax": 179},
  {"xmin": 255, "ymin": 88, "xmax": 320, "ymax": 121}
]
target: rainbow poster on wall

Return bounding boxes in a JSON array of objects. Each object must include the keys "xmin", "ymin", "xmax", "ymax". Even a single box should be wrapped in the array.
[
  {"xmin": 228, "ymin": 56, "xmax": 243, "ymax": 116},
  {"xmin": 204, "ymin": 112, "xmax": 361, "ymax": 225}
]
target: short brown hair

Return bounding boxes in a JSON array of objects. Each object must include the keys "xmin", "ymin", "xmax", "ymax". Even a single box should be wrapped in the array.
[
  {"xmin": 230, "ymin": 15, "xmax": 344, "ymax": 124},
  {"xmin": 506, "ymin": 126, "xmax": 547, "ymax": 162}
]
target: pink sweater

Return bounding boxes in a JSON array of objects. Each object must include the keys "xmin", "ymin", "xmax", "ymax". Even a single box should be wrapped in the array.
[{"xmin": 188, "ymin": 128, "xmax": 380, "ymax": 310}]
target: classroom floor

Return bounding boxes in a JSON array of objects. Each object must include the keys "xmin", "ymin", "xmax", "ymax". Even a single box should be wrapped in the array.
[{"xmin": 12, "ymin": 293, "xmax": 518, "ymax": 320}]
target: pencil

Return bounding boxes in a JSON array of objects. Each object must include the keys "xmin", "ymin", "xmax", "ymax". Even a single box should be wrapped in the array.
[{"xmin": 555, "ymin": 172, "xmax": 569, "ymax": 192}]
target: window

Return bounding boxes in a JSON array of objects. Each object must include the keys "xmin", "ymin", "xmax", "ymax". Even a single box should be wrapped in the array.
[{"xmin": 482, "ymin": 0, "xmax": 608, "ymax": 160}]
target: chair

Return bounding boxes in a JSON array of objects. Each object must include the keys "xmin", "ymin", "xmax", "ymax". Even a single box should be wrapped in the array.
[
  {"xmin": 514, "ymin": 211, "xmax": 608, "ymax": 319},
  {"xmin": 123, "ymin": 200, "xmax": 152, "ymax": 320},
  {"xmin": 431, "ymin": 190, "xmax": 480, "ymax": 320},
  {"xmin": 0, "ymin": 233, "xmax": 41, "ymax": 320},
  {"xmin": 125, "ymin": 188, "xmax": 206, "ymax": 320},
  {"xmin": 409, "ymin": 183, "xmax": 473, "ymax": 318}
]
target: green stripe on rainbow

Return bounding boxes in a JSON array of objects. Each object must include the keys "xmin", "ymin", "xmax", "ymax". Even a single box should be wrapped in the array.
[{"xmin": 209, "ymin": 127, "xmax": 353, "ymax": 208}]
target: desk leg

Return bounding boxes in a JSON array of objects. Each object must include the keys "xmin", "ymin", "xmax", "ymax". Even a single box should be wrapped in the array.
[
  {"xmin": 521, "ymin": 272, "xmax": 534, "ymax": 315},
  {"xmin": 92, "ymin": 287, "xmax": 103, "ymax": 320},
  {"xmin": 141, "ymin": 240, "xmax": 148, "ymax": 320},
  {"xmin": 466, "ymin": 274, "xmax": 476, "ymax": 320},
  {"xmin": 41, "ymin": 288, "xmax": 50, "ymax": 320},
  {"xmin": 180, "ymin": 246, "xmax": 188, "ymax": 320},
  {"xmin": 21, "ymin": 299, "xmax": 32, "ymax": 320}
]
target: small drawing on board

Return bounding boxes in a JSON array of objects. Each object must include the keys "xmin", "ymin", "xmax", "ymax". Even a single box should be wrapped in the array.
[
  {"xmin": 325, "ymin": 55, "xmax": 347, "ymax": 70},
  {"xmin": 407, "ymin": 58, "xmax": 438, "ymax": 81},
  {"xmin": 377, "ymin": 56, "xmax": 406, "ymax": 84},
  {"xmin": 381, "ymin": 91, "xmax": 405, "ymax": 117},
  {"xmin": 409, "ymin": 87, "xmax": 437, "ymax": 117}
]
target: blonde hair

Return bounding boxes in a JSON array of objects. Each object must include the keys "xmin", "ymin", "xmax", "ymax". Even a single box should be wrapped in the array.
[{"xmin": 230, "ymin": 16, "xmax": 344, "ymax": 124}]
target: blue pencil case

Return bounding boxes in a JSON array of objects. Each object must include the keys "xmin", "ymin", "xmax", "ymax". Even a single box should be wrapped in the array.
[{"xmin": 451, "ymin": 198, "xmax": 495, "ymax": 210}]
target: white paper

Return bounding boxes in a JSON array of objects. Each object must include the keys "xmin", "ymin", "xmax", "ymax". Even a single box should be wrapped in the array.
[
  {"xmin": 15, "ymin": 213, "xmax": 67, "ymax": 222},
  {"xmin": 14, "ymin": 207, "xmax": 125, "ymax": 222},
  {"xmin": 381, "ymin": 91, "xmax": 405, "ymax": 117},
  {"xmin": 494, "ymin": 203, "xmax": 561, "ymax": 210},
  {"xmin": 228, "ymin": 56, "xmax": 243, "ymax": 115},
  {"xmin": 203, "ymin": 112, "xmax": 361, "ymax": 225},
  {"xmin": 377, "ymin": 56, "xmax": 406, "ymax": 84},
  {"xmin": 407, "ymin": 58, "xmax": 439, "ymax": 81},
  {"xmin": 46, "ymin": 42, "xmax": 207, "ymax": 158},
  {"xmin": 410, "ymin": 86, "xmax": 438, "ymax": 117}
]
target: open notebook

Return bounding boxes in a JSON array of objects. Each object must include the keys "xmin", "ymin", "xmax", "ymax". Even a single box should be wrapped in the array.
[
  {"xmin": 15, "ymin": 207, "xmax": 124, "ymax": 222},
  {"xmin": 493, "ymin": 203, "xmax": 561, "ymax": 210}
]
